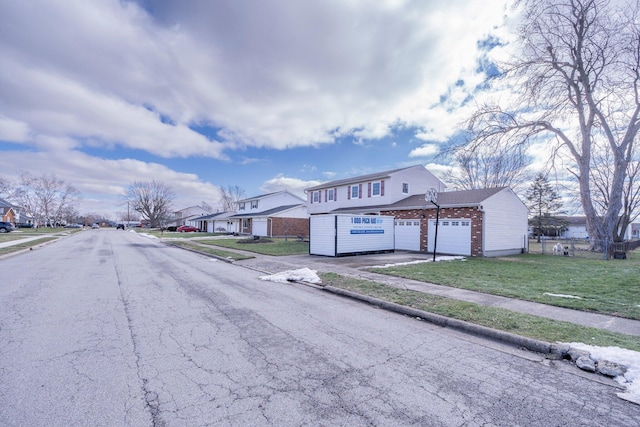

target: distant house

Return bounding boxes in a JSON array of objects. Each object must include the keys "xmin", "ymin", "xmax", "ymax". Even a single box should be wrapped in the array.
[
  {"xmin": 168, "ymin": 206, "xmax": 211, "ymax": 227},
  {"xmin": 557, "ymin": 216, "xmax": 640, "ymax": 241},
  {"xmin": 228, "ymin": 190, "xmax": 309, "ymax": 238},
  {"xmin": 0, "ymin": 198, "xmax": 17, "ymax": 223},
  {"xmin": 558, "ymin": 216, "xmax": 589, "ymax": 240},
  {"xmin": 305, "ymin": 165, "xmax": 529, "ymax": 257},
  {"xmin": 190, "ymin": 211, "xmax": 238, "ymax": 233}
]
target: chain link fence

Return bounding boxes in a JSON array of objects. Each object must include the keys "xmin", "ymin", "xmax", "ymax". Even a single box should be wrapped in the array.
[{"xmin": 528, "ymin": 237, "xmax": 640, "ymax": 259}]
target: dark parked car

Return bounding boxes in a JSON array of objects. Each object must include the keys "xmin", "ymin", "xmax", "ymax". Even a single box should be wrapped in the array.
[
  {"xmin": 177, "ymin": 225, "xmax": 198, "ymax": 233},
  {"xmin": 116, "ymin": 224, "xmax": 125, "ymax": 230},
  {"xmin": 0, "ymin": 221, "xmax": 15, "ymax": 233},
  {"xmin": 16, "ymin": 223, "xmax": 34, "ymax": 228}
]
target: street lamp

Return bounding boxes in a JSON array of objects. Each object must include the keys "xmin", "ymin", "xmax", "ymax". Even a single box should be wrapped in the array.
[{"xmin": 426, "ymin": 188, "xmax": 440, "ymax": 262}]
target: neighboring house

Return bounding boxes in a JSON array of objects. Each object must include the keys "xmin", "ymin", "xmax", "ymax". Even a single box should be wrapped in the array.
[
  {"xmin": 305, "ymin": 165, "xmax": 529, "ymax": 257},
  {"xmin": 191, "ymin": 211, "xmax": 239, "ymax": 233},
  {"xmin": 0, "ymin": 198, "xmax": 17, "ymax": 223},
  {"xmin": 228, "ymin": 190, "xmax": 309, "ymax": 238},
  {"xmin": 557, "ymin": 216, "xmax": 640, "ymax": 241},
  {"xmin": 557, "ymin": 216, "xmax": 589, "ymax": 240},
  {"xmin": 168, "ymin": 206, "xmax": 211, "ymax": 227}
]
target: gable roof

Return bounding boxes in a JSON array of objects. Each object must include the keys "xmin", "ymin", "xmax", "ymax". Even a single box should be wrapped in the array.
[
  {"xmin": 328, "ymin": 187, "xmax": 508, "ymax": 213},
  {"xmin": 229, "ymin": 204, "xmax": 304, "ymax": 218},
  {"xmin": 192, "ymin": 211, "xmax": 234, "ymax": 221},
  {"xmin": 0, "ymin": 198, "xmax": 18, "ymax": 209},
  {"xmin": 305, "ymin": 165, "xmax": 428, "ymax": 191},
  {"xmin": 237, "ymin": 190, "xmax": 305, "ymax": 203}
]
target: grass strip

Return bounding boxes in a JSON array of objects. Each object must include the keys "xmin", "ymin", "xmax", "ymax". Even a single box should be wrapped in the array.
[
  {"xmin": 0, "ymin": 238, "xmax": 58, "ymax": 256},
  {"xmin": 320, "ymin": 272, "xmax": 640, "ymax": 352},
  {"xmin": 197, "ymin": 238, "xmax": 309, "ymax": 256},
  {"xmin": 169, "ymin": 241, "xmax": 254, "ymax": 261}
]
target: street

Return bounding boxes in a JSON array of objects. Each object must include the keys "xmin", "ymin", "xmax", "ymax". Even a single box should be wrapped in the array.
[{"xmin": 1, "ymin": 230, "xmax": 638, "ymax": 426}]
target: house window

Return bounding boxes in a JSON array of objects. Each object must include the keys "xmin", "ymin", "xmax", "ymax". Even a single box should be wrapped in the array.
[
  {"xmin": 402, "ymin": 182, "xmax": 409, "ymax": 194},
  {"xmin": 313, "ymin": 191, "xmax": 320, "ymax": 203},
  {"xmin": 372, "ymin": 181, "xmax": 381, "ymax": 197},
  {"xmin": 251, "ymin": 200, "xmax": 258, "ymax": 209},
  {"xmin": 239, "ymin": 202, "xmax": 245, "ymax": 211},
  {"xmin": 351, "ymin": 185, "xmax": 359, "ymax": 199},
  {"xmin": 327, "ymin": 189, "xmax": 335, "ymax": 202}
]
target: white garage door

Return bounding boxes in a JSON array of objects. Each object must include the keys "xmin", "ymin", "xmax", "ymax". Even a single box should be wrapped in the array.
[
  {"xmin": 394, "ymin": 219, "xmax": 421, "ymax": 251},
  {"xmin": 428, "ymin": 219, "xmax": 471, "ymax": 256},
  {"xmin": 252, "ymin": 218, "xmax": 268, "ymax": 237}
]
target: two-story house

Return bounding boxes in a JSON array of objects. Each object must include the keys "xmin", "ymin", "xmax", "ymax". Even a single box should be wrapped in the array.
[
  {"xmin": 305, "ymin": 165, "xmax": 529, "ymax": 257},
  {"xmin": 229, "ymin": 190, "xmax": 309, "ymax": 238}
]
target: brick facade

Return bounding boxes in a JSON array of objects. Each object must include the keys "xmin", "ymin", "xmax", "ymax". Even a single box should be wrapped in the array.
[
  {"xmin": 269, "ymin": 217, "xmax": 310, "ymax": 238},
  {"xmin": 381, "ymin": 207, "xmax": 484, "ymax": 256}
]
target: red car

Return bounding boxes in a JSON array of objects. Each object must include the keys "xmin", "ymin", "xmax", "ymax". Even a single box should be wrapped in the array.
[{"xmin": 177, "ymin": 225, "xmax": 198, "ymax": 233}]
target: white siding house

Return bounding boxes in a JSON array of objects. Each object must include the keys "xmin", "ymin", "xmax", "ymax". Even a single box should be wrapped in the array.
[
  {"xmin": 306, "ymin": 165, "xmax": 445, "ymax": 215},
  {"xmin": 229, "ymin": 190, "xmax": 309, "ymax": 238},
  {"xmin": 305, "ymin": 166, "xmax": 529, "ymax": 257}
]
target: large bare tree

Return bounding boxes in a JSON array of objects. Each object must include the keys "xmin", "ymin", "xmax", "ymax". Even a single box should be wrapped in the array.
[
  {"xmin": 124, "ymin": 181, "xmax": 175, "ymax": 227},
  {"xmin": 14, "ymin": 172, "xmax": 79, "ymax": 227},
  {"xmin": 466, "ymin": 0, "xmax": 640, "ymax": 245},
  {"xmin": 444, "ymin": 138, "xmax": 530, "ymax": 190},
  {"xmin": 219, "ymin": 185, "xmax": 245, "ymax": 212}
]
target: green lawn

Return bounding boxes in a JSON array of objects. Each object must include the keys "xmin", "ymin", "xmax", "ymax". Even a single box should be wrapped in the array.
[
  {"xmin": 370, "ymin": 252, "xmax": 640, "ymax": 320},
  {"xmin": 196, "ymin": 237, "xmax": 310, "ymax": 256},
  {"xmin": 168, "ymin": 241, "xmax": 254, "ymax": 261},
  {"xmin": 321, "ymin": 272, "xmax": 640, "ymax": 352}
]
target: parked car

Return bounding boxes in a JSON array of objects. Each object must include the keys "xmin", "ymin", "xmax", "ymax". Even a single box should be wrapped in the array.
[
  {"xmin": 16, "ymin": 223, "xmax": 34, "ymax": 228},
  {"xmin": 0, "ymin": 221, "xmax": 15, "ymax": 233},
  {"xmin": 116, "ymin": 224, "xmax": 125, "ymax": 230},
  {"xmin": 92, "ymin": 224, "xmax": 100, "ymax": 229},
  {"xmin": 64, "ymin": 223, "xmax": 82, "ymax": 228},
  {"xmin": 177, "ymin": 225, "xmax": 198, "ymax": 233}
]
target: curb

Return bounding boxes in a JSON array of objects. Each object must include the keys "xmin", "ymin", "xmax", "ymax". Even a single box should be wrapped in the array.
[{"xmin": 323, "ymin": 285, "xmax": 563, "ymax": 356}]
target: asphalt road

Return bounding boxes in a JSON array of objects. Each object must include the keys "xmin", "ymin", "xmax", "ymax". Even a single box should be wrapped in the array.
[{"xmin": 1, "ymin": 230, "xmax": 638, "ymax": 426}]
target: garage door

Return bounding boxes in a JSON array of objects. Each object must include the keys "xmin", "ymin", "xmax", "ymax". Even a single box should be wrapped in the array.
[
  {"xmin": 428, "ymin": 219, "xmax": 471, "ymax": 256},
  {"xmin": 252, "ymin": 218, "xmax": 268, "ymax": 237},
  {"xmin": 395, "ymin": 219, "xmax": 421, "ymax": 251}
]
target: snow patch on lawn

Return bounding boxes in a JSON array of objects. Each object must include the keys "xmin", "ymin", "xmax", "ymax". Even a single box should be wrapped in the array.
[
  {"xmin": 543, "ymin": 292, "xmax": 583, "ymax": 299},
  {"xmin": 260, "ymin": 268, "xmax": 321, "ymax": 284},
  {"xmin": 371, "ymin": 256, "xmax": 466, "ymax": 269}
]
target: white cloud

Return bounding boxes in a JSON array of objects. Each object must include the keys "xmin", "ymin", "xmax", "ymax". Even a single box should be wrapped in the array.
[
  {"xmin": 261, "ymin": 175, "xmax": 322, "ymax": 198},
  {"xmin": 409, "ymin": 144, "xmax": 440, "ymax": 158}
]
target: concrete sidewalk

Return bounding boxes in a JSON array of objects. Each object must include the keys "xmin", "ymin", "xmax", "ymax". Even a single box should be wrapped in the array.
[{"xmin": 233, "ymin": 251, "xmax": 640, "ymax": 338}]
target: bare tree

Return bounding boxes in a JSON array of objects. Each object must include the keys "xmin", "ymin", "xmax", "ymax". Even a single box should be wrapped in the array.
[
  {"xmin": 466, "ymin": 0, "xmax": 640, "ymax": 246},
  {"xmin": 0, "ymin": 176, "xmax": 18, "ymax": 200},
  {"xmin": 443, "ymin": 138, "xmax": 530, "ymax": 190},
  {"xmin": 14, "ymin": 172, "xmax": 79, "ymax": 227},
  {"xmin": 219, "ymin": 185, "xmax": 245, "ymax": 212},
  {"xmin": 124, "ymin": 181, "xmax": 175, "ymax": 227},
  {"xmin": 198, "ymin": 201, "xmax": 213, "ymax": 214}
]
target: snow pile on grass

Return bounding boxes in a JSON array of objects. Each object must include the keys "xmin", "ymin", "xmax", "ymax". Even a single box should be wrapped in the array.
[
  {"xmin": 566, "ymin": 343, "xmax": 640, "ymax": 403},
  {"xmin": 370, "ymin": 256, "xmax": 466, "ymax": 269},
  {"xmin": 260, "ymin": 268, "xmax": 321, "ymax": 284},
  {"xmin": 543, "ymin": 292, "xmax": 583, "ymax": 299}
]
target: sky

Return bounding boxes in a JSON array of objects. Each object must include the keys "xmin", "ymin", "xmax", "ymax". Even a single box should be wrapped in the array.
[{"xmin": 0, "ymin": 0, "xmax": 518, "ymax": 219}]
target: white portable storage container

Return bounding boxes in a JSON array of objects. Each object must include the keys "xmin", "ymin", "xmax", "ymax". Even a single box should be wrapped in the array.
[{"xmin": 310, "ymin": 214, "xmax": 395, "ymax": 256}]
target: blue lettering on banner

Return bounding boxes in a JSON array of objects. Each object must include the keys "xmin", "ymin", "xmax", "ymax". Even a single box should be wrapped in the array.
[
  {"xmin": 350, "ymin": 217, "xmax": 383, "ymax": 224},
  {"xmin": 350, "ymin": 229, "xmax": 384, "ymax": 234}
]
